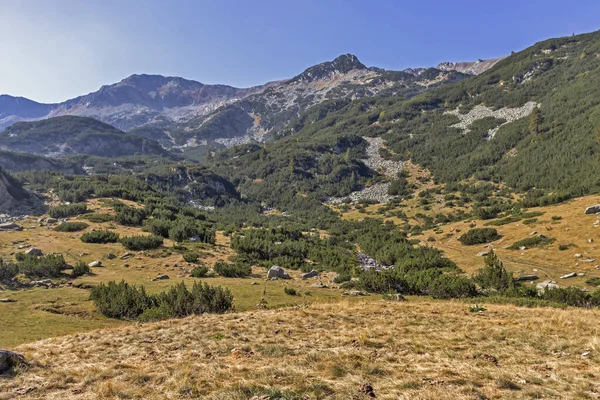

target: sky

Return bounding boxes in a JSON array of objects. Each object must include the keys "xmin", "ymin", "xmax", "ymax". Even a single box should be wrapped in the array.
[{"xmin": 1, "ymin": 0, "xmax": 600, "ymax": 103}]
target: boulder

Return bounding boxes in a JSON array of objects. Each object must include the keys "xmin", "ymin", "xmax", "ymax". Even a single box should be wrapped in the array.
[
  {"xmin": 0, "ymin": 222, "xmax": 22, "ymax": 231},
  {"xmin": 344, "ymin": 290, "xmax": 366, "ymax": 296},
  {"xmin": 45, "ymin": 217, "xmax": 58, "ymax": 224},
  {"xmin": 267, "ymin": 266, "xmax": 291, "ymax": 280},
  {"xmin": 120, "ymin": 252, "xmax": 134, "ymax": 260},
  {"xmin": 0, "ymin": 298, "xmax": 16, "ymax": 303},
  {"xmin": 585, "ymin": 204, "xmax": 600, "ymax": 214},
  {"xmin": 581, "ymin": 259, "xmax": 596, "ymax": 263},
  {"xmin": 477, "ymin": 251, "xmax": 489, "ymax": 257},
  {"xmin": 516, "ymin": 275, "xmax": 539, "ymax": 282},
  {"xmin": 104, "ymin": 253, "xmax": 117, "ymax": 260},
  {"xmin": 151, "ymin": 274, "xmax": 170, "ymax": 281},
  {"xmin": 561, "ymin": 272, "xmax": 577, "ymax": 279},
  {"xmin": 0, "ymin": 350, "xmax": 26, "ymax": 374},
  {"xmin": 536, "ymin": 280, "xmax": 559, "ymax": 293},
  {"xmin": 311, "ymin": 282, "xmax": 329, "ymax": 288},
  {"xmin": 301, "ymin": 270, "xmax": 319, "ymax": 279},
  {"xmin": 88, "ymin": 260, "xmax": 102, "ymax": 268},
  {"xmin": 24, "ymin": 248, "xmax": 43, "ymax": 256}
]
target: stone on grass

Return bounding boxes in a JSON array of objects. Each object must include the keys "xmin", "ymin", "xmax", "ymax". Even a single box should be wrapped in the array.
[
  {"xmin": 267, "ymin": 266, "xmax": 291, "ymax": 280},
  {"xmin": 584, "ymin": 204, "xmax": 600, "ymax": 214},
  {"xmin": 536, "ymin": 280, "xmax": 560, "ymax": 292},
  {"xmin": 561, "ymin": 272, "xmax": 577, "ymax": 279},
  {"xmin": 24, "ymin": 248, "xmax": 42, "ymax": 256},
  {"xmin": 151, "ymin": 274, "xmax": 169, "ymax": 281},
  {"xmin": 88, "ymin": 260, "xmax": 102, "ymax": 268},
  {"xmin": 301, "ymin": 270, "xmax": 319, "ymax": 279}
]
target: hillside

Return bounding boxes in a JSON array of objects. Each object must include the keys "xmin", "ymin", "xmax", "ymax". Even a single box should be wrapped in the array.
[
  {"xmin": 3, "ymin": 300, "xmax": 600, "ymax": 399},
  {"xmin": 0, "ymin": 167, "xmax": 43, "ymax": 215},
  {"xmin": 0, "ymin": 116, "xmax": 172, "ymax": 158},
  {"xmin": 207, "ymin": 30, "xmax": 600, "ymax": 214}
]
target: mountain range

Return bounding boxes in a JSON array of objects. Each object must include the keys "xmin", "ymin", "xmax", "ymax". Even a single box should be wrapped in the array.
[{"xmin": 0, "ymin": 55, "xmax": 502, "ymax": 160}]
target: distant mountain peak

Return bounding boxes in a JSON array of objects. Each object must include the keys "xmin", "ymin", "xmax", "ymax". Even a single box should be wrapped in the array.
[{"xmin": 292, "ymin": 53, "xmax": 367, "ymax": 83}]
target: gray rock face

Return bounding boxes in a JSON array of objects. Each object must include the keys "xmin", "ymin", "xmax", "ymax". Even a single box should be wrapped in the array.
[
  {"xmin": 536, "ymin": 280, "xmax": 560, "ymax": 292},
  {"xmin": 301, "ymin": 270, "xmax": 319, "ymax": 279},
  {"xmin": 24, "ymin": 247, "xmax": 42, "ymax": 256},
  {"xmin": 267, "ymin": 266, "xmax": 291, "ymax": 280},
  {"xmin": 0, "ymin": 350, "xmax": 26, "ymax": 374},
  {"xmin": 585, "ymin": 205, "xmax": 600, "ymax": 214}
]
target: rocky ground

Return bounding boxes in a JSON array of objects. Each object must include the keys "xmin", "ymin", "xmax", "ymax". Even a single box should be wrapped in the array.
[
  {"xmin": 329, "ymin": 137, "xmax": 404, "ymax": 204},
  {"xmin": 446, "ymin": 101, "xmax": 538, "ymax": 139}
]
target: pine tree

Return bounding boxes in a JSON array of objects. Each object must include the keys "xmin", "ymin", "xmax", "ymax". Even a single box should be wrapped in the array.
[
  {"xmin": 472, "ymin": 250, "xmax": 514, "ymax": 292},
  {"xmin": 528, "ymin": 107, "xmax": 542, "ymax": 135}
]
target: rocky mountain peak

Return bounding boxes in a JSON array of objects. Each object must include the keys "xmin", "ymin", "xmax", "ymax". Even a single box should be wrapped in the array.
[{"xmin": 292, "ymin": 53, "xmax": 367, "ymax": 83}]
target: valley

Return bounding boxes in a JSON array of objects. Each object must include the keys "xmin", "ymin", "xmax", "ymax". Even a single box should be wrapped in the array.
[{"xmin": 1, "ymin": 25, "xmax": 600, "ymax": 400}]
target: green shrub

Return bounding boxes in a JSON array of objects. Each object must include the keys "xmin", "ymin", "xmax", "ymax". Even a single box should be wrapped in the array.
[
  {"xmin": 284, "ymin": 287, "xmax": 299, "ymax": 296},
  {"xmin": 190, "ymin": 266, "xmax": 209, "ymax": 278},
  {"xmin": 472, "ymin": 251, "xmax": 514, "ymax": 292},
  {"xmin": 81, "ymin": 230, "xmax": 120, "ymax": 244},
  {"xmin": 0, "ymin": 259, "xmax": 18, "ymax": 280},
  {"xmin": 459, "ymin": 228, "xmax": 501, "ymax": 245},
  {"xmin": 53, "ymin": 222, "xmax": 89, "ymax": 232},
  {"xmin": 558, "ymin": 243, "xmax": 574, "ymax": 251},
  {"xmin": 120, "ymin": 235, "xmax": 163, "ymax": 251},
  {"xmin": 522, "ymin": 218, "xmax": 538, "ymax": 225},
  {"xmin": 429, "ymin": 275, "xmax": 477, "ymax": 299},
  {"xmin": 551, "ymin": 215, "xmax": 562, "ymax": 221},
  {"xmin": 72, "ymin": 261, "xmax": 91, "ymax": 277},
  {"xmin": 213, "ymin": 262, "xmax": 251, "ymax": 278},
  {"xmin": 183, "ymin": 252, "xmax": 199, "ymax": 263},
  {"xmin": 81, "ymin": 213, "xmax": 113, "ymax": 223},
  {"xmin": 507, "ymin": 236, "xmax": 555, "ymax": 250},
  {"xmin": 585, "ymin": 277, "xmax": 600, "ymax": 287},
  {"xmin": 90, "ymin": 280, "xmax": 233, "ymax": 320},
  {"xmin": 333, "ymin": 271, "xmax": 352, "ymax": 284},
  {"xmin": 16, "ymin": 254, "xmax": 68, "ymax": 278},
  {"xmin": 48, "ymin": 203, "xmax": 88, "ymax": 218},
  {"xmin": 114, "ymin": 204, "xmax": 147, "ymax": 226}
]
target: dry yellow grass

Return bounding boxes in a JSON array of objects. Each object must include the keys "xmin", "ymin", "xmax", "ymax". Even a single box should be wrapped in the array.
[
  {"xmin": 424, "ymin": 195, "xmax": 600, "ymax": 286},
  {"xmin": 1, "ymin": 299, "xmax": 599, "ymax": 399}
]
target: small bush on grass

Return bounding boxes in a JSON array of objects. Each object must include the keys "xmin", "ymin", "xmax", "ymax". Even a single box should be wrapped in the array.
[
  {"xmin": 81, "ymin": 230, "xmax": 120, "ymax": 244},
  {"xmin": 120, "ymin": 235, "xmax": 163, "ymax": 251},
  {"xmin": 213, "ymin": 262, "xmax": 251, "ymax": 278},
  {"xmin": 459, "ymin": 228, "xmax": 501, "ymax": 245},
  {"xmin": 507, "ymin": 236, "xmax": 555, "ymax": 250},
  {"xmin": 72, "ymin": 261, "xmax": 91, "ymax": 277},
  {"xmin": 333, "ymin": 271, "xmax": 352, "ymax": 284},
  {"xmin": 90, "ymin": 280, "xmax": 233, "ymax": 320},
  {"xmin": 81, "ymin": 213, "xmax": 113, "ymax": 223},
  {"xmin": 472, "ymin": 251, "xmax": 514, "ymax": 292},
  {"xmin": 586, "ymin": 277, "xmax": 600, "ymax": 287},
  {"xmin": 183, "ymin": 252, "xmax": 199, "ymax": 263},
  {"xmin": 48, "ymin": 203, "xmax": 87, "ymax": 218},
  {"xmin": 54, "ymin": 222, "xmax": 89, "ymax": 232},
  {"xmin": 190, "ymin": 266, "xmax": 209, "ymax": 278},
  {"xmin": 284, "ymin": 287, "xmax": 299, "ymax": 296},
  {"xmin": 429, "ymin": 275, "xmax": 477, "ymax": 299}
]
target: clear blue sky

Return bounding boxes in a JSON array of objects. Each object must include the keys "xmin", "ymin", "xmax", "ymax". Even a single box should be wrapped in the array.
[{"xmin": 1, "ymin": 0, "xmax": 599, "ymax": 103}]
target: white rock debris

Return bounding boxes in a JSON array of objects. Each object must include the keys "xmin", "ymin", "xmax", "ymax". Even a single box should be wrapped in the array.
[
  {"xmin": 445, "ymin": 101, "xmax": 538, "ymax": 139},
  {"xmin": 329, "ymin": 137, "xmax": 403, "ymax": 204}
]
